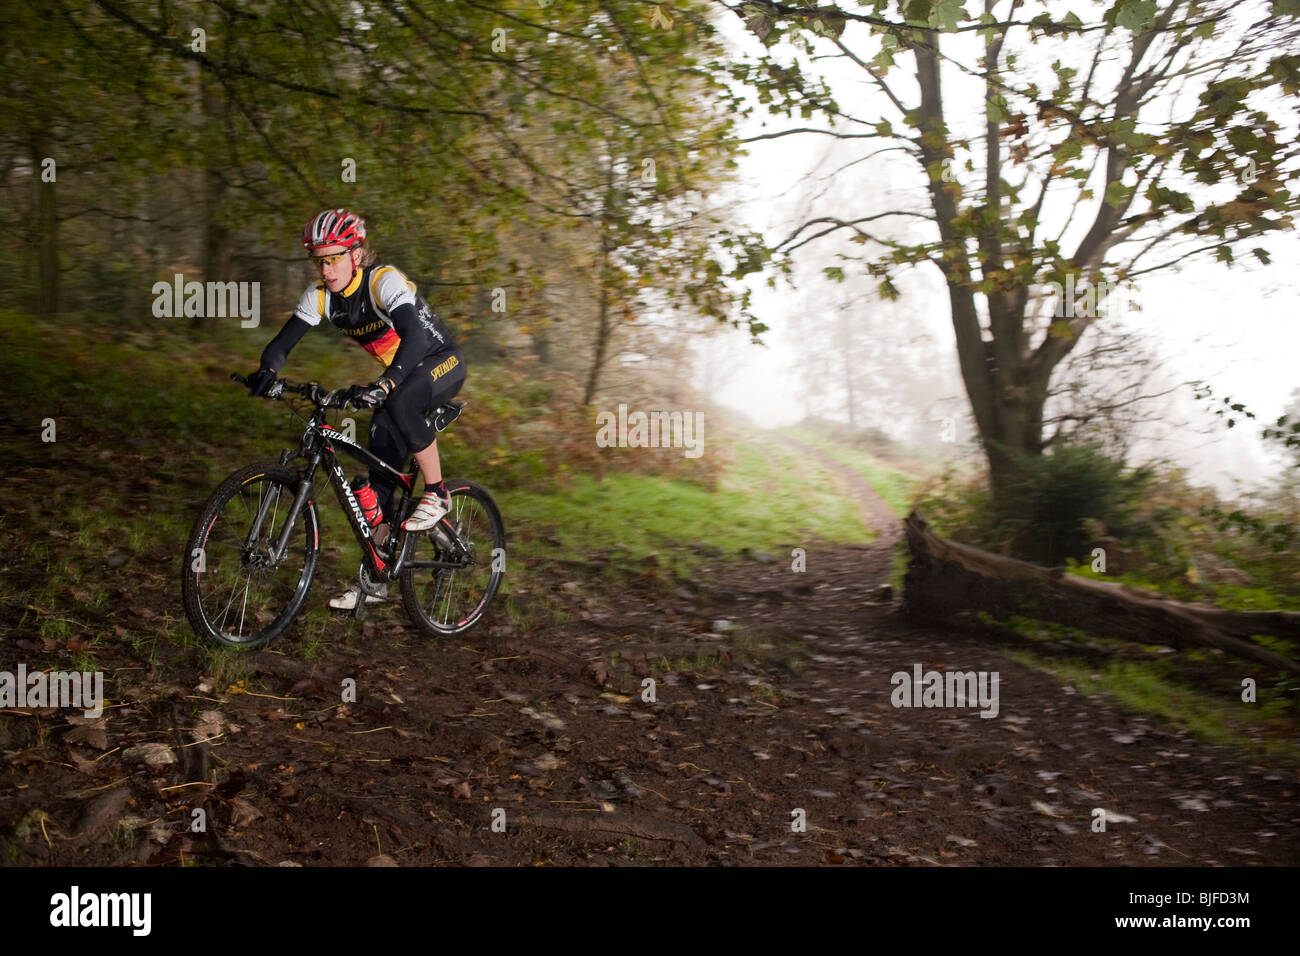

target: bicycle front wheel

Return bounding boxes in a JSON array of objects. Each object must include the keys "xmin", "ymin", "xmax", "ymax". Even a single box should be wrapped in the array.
[
  {"xmin": 181, "ymin": 462, "xmax": 320, "ymax": 648},
  {"xmin": 400, "ymin": 478, "xmax": 505, "ymax": 638}
]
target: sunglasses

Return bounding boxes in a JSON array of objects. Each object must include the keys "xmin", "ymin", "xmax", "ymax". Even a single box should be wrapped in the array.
[{"xmin": 308, "ymin": 251, "xmax": 351, "ymax": 269}]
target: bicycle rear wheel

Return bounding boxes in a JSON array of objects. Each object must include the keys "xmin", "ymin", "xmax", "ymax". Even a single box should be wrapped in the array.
[
  {"xmin": 181, "ymin": 462, "xmax": 320, "ymax": 648},
  {"xmin": 400, "ymin": 478, "xmax": 505, "ymax": 638}
]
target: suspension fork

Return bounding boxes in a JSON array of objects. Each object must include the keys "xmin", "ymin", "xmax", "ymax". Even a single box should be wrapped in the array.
[{"xmin": 266, "ymin": 451, "xmax": 321, "ymax": 563}]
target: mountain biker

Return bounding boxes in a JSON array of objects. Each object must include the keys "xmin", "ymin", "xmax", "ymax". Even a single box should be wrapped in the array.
[{"xmin": 244, "ymin": 208, "xmax": 466, "ymax": 610}]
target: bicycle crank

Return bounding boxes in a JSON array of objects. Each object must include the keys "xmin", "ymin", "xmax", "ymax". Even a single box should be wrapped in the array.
[{"xmin": 358, "ymin": 563, "xmax": 387, "ymax": 597}]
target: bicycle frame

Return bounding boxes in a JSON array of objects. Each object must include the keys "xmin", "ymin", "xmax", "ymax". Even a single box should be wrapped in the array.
[{"xmin": 247, "ymin": 399, "xmax": 467, "ymax": 581}]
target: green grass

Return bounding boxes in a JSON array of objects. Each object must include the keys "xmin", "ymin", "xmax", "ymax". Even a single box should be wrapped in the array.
[
  {"xmin": 1007, "ymin": 649, "xmax": 1300, "ymax": 761},
  {"xmin": 778, "ymin": 427, "xmax": 923, "ymax": 518},
  {"xmin": 655, "ymin": 652, "xmax": 725, "ymax": 674},
  {"xmin": 499, "ymin": 429, "xmax": 872, "ymax": 584},
  {"xmin": 1066, "ymin": 559, "xmax": 1300, "ymax": 615},
  {"xmin": 205, "ymin": 647, "xmax": 249, "ymax": 692},
  {"xmin": 888, "ymin": 540, "xmax": 909, "ymax": 596}
]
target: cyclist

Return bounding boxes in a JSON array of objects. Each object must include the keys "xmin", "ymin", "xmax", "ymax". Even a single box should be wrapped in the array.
[{"xmin": 244, "ymin": 208, "xmax": 466, "ymax": 610}]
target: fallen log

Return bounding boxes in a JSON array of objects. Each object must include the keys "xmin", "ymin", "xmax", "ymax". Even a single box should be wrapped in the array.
[{"xmin": 902, "ymin": 510, "xmax": 1300, "ymax": 677}]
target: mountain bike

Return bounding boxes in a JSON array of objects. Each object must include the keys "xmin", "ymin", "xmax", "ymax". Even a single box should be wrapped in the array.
[{"xmin": 180, "ymin": 374, "xmax": 506, "ymax": 648}]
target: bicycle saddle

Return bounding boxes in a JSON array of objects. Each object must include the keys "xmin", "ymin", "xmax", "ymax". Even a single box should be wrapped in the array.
[{"xmin": 425, "ymin": 398, "xmax": 466, "ymax": 432}]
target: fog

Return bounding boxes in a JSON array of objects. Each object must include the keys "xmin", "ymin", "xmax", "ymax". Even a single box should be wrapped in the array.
[{"xmin": 696, "ymin": 8, "xmax": 1299, "ymax": 498}]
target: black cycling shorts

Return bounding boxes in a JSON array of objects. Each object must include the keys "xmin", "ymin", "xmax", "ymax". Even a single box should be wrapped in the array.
[{"xmin": 367, "ymin": 350, "xmax": 465, "ymax": 508}]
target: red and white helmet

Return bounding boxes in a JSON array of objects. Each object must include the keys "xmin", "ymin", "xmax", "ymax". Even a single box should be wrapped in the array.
[{"xmin": 302, "ymin": 208, "xmax": 366, "ymax": 251}]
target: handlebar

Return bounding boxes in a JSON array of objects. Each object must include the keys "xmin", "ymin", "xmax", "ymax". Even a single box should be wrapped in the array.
[{"xmin": 230, "ymin": 373, "xmax": 357, "ymax": 410}]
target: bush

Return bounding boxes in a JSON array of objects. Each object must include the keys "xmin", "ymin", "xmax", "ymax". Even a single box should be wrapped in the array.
[{"xmin": 996, "ymin": 442, "xmax": 1155, "ymax": 565}]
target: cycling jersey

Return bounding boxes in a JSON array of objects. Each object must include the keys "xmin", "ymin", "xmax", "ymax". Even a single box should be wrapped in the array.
[{"xmin": 260, "ymin": 264, "xmax": 457, "ymax": 388}]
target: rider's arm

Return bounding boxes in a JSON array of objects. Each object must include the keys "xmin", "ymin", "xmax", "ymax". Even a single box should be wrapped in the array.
[
  {"xmin": 260, "ymin": 285, "xmax": 326, "ymax": 372},
  {"xmin": 259, "ymin": 315, "xmax": 312, "ymax": 373}
]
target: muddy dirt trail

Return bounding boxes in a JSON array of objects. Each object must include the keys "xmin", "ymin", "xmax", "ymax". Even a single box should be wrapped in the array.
[{"xmin": 3, "ymin": 441, "xmax": 1297, "ymax": 867}]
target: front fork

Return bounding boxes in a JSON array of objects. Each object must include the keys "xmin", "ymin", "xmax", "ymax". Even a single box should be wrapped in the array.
[{"xmin": 243, "ymin": 449, "xmax": 319, "ymax": 564}]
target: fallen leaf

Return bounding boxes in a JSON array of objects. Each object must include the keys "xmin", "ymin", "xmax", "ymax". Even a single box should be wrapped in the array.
[
  {"xmin": 192, "ymin": 710, "xmax": 223, "ymax": 740},
  {"xmin": 122, "ymin": 743, "xmax": 176, "ymax": 768},
  {"xmin": 230, "ymin": 798, "xmax": 263, "ymax": 828},
  {"xmin": 65, "ymin": 724, "xmax": 109, "ymax": 751},
  {"xmin": 67, "ymin": 750, "xmax": 102, "ymax": 776},
  {"xmin": 534, "ymin": 753, "xmax": 561, "ymax": 771}
]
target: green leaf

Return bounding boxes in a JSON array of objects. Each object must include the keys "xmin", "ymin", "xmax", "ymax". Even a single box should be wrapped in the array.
[
  {"xmin": 1112, "ymin": 0, "xmax": 1157, "ymax": 31},
  {"xmin": 929, "ymin": 0, "xmax": 967, "ymax": 32},
  {"xmin": 1103, "ymin": 180, "xmax": 1133, "ymax": 209},
  {"xmin": 986, "ymin": 94, "xmax": 1009, "ymax": 123},
  {"xmin": 1053, "ymin": 139, "xmax": 1082, "ymax": 163}
]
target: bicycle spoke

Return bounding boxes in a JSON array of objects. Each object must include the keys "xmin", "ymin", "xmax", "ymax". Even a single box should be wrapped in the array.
[
  {"xmin": 442, "ymin": 570, "xmax": 458, "ymax": 626},
  {"xmin": 216, "ymin": 569, "xmax": 247, "ymax": 632},
  {"xmin": 236, "ymin": 573, "xmax": 251, "ymax": 639},
  {"xmin": 439, "ymin": 570, "xmax": 459, "ymax": 626},
  {"xmin": 400, "ymin": 482, "xmax": 503, "ymax": 637},
  {"xmin": 187, "ymin": 470, "xmax": 316, "ymax": 648}
]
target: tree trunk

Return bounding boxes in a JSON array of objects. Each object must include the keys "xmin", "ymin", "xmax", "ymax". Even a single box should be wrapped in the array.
[
  {"xmin": 31, "ymin": 132, "xmax": 59, "ymax": 317},
  {"xmin": 902, "ymin": 511, "xmax": 1300, "ymax": 676},
  {"xmin": 912, "ymin": 31, "xmax": 1062, "ymax": 514},
  {"xmin": 199, "ymin": 70, "xmax": 231, "ymax": 317},
  {"xmin": 583, "ymin": 232, "xmax": 612, "ymax": 406}
]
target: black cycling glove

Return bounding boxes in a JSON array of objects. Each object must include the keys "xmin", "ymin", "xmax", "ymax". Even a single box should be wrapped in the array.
[
  {"xmin": 347, "ymin": 379, "xmax": 392, "ymax": 409},
  {"xmin": 246, "ymin": 368, "xmax": 278, "ymax": 397}
]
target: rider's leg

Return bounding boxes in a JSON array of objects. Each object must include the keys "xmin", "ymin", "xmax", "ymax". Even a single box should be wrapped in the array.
[
  {"xmin": 411, "ymin": 439, "xmax": 442, "ymax": 488},
  {"xmin": 328, "ymin": 408, "xmax": 406, "ymax": 610},
  {"xmin": 367, "ymin": 407, "xmax": 409, "ymax": 520},
  {"xmin": 391, "ymin": 351, "xmax": 465, "ymax": 531}
]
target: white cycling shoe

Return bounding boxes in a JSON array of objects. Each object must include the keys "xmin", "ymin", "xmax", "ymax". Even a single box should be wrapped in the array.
[
  {"xmin": 403, "ymin": 490, "xmax": 452, "ymax": 532},
  {"xmin": 328, "ymin": 584, "xmax": 388, "ymax": 610}
]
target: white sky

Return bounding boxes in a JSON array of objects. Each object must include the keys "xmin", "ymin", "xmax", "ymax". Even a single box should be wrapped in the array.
[{"xmin": 699, "ymin": 8, "xmax": 1300, "ymax": 497}]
